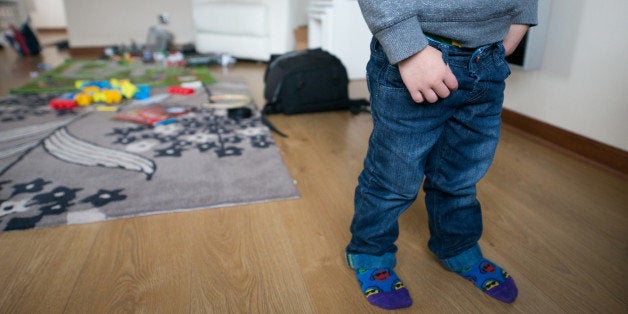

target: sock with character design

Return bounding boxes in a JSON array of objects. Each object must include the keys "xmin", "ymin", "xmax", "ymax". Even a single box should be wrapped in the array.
[
  {"xmin": 457, "ymin": 258, "xmax": 518, "ymax": 303},
  {"xmin": 354, "ymin": 267, "xmax": 413, "ymax": 310}
]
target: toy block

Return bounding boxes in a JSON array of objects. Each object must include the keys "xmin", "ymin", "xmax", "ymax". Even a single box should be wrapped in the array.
[
  {"xmin": 103, "ymin": 90, "xmax": 123, "ymax": 103},
  {"xmin": 167, "ymin": 86, "xmax": 195, "ymax": 95},
  {"xmin": 50, "ymin": 98, "xmax": 77, "ymax": 110},
  {"xmin": 134, "ymin": 84, "xmax": 151, "ymax": 99},
  {"xmin": 92, "ymin": 91, "xmax": 107, "ymax": 103},
  {"xmin": 74, "ymin": 93, "xmax": 93, "ymax": 106}
]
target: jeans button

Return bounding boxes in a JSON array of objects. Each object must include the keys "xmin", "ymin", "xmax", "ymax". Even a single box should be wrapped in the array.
[{"xmin": 474, "ymin": 55, "xmax": 481, "ymax": 63}]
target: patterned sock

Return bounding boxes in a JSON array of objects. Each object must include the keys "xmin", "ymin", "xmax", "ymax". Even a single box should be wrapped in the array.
[
  {"xmin": 457, "ymin": 258, "xmax": 518, "ymax": 303},
  {"xmin": 355, "ymin": 268, "xmax": 413, "ymax": 310}
]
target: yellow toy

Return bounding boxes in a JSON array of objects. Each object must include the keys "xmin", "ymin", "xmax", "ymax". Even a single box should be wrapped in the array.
[
  {"xmin": 109, "ymin": 79, "xmax": 122, "ymax": 88},
  {"xmin": 96, "ymin": 105, "xmax": 119, "ymax": 112},
  {"xmin": 119, "ymin": 81, "xmax": 138, "ymax": 99},
  {"xmin": 92, "ymin": 91, "xmax": 107, "ymax": 103},
  {"xmin": 82, "ymin": 86, "xmax": 100, "ymax": 94},
  {"xmin": 103, "ymin": 90, "xmax": 122, "ymax": 103},
  {"xmin": 74, "ymin": 93, "xmax": 93, "ymax": 106},
  {"xmin": 92, "ymin": 89, "xmax": 123, "ymax": 104}
]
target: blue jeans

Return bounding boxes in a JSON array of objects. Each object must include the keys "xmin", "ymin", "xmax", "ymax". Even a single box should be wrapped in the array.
[{"xmin": 346, "ymin": 37, "xmax": 511, "ymax": 272}]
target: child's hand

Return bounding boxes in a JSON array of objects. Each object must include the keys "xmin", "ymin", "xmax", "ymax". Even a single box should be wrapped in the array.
[{"xmin": 398, "ymin": 46, "xmax": 458, "ymax": 104}]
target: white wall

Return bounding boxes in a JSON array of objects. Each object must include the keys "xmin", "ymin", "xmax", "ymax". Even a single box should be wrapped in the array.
[
  {"xmin": 504, "ymin": 0, "xmax": 628, "ymax": 151},
  {"xmin": 29, "ymin": 0, "xmax": 67, "ymax": 29},
  {"xmin": 63, "ymin": 0, "xmax": 195, "ymax": 47}
]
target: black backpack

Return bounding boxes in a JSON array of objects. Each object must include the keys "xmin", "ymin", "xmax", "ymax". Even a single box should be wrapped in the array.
[{"xmin": 263, "ymin": 49, "xmax": 368, "ymax": 115}]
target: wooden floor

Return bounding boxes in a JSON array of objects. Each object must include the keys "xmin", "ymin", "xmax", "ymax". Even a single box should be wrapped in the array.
[{"xmin": 0, "ymin": 33, "xmax": 627, "ymax": 313}]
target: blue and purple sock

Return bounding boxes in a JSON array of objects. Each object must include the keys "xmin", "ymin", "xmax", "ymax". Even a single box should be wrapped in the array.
[
  {"xmin": 355, "ymin": 267, "xmax": 413, "ymax": 310},
  {"xmin": 457, "ymin": 258, "xmax": 518, "ymax": 303}
]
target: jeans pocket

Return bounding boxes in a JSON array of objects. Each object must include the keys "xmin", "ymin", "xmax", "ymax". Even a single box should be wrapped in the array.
[
  {"xmin": 379, "ymin": 63, "xmax": 408, "ymax": 91},
  {"xmin": 493, "ymin": 42, "xmax": 511, "ymax": 80},
  {"xmin": 495, "ymin": 58, "xmax": 511, "ymax": 82}
]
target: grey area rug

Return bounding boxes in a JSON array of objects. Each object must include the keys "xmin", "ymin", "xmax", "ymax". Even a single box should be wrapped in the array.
[{"xmin": 0, "ymin": 78, "xmax": 299, "ymax": 231}]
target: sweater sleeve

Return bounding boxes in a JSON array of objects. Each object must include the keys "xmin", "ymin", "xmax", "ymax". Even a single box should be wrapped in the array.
[
  {"xmin": 357, "ymin": 0, "xmax": 428, "ymax": 64},
  {"xmin": 513, "ymin": 0, "xmax": 539, "ymax": 26}
]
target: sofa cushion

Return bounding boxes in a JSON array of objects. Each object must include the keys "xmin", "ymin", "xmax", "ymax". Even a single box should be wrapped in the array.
[{"xmin": 193, "ymin": 2, "xmax": 268, "ymax": 37}]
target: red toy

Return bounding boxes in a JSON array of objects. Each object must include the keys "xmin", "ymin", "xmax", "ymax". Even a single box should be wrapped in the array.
[
  {"xmin": 167, "ymin": 86, "xmax": 195, "ymax": 95},
  {"xmin": 50, "ymin": 98, "xmax": 78, "ymax": 110}
]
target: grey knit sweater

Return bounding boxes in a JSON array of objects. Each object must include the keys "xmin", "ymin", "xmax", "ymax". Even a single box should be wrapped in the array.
[{"xmin": 357, "ymin": 0, "xmax": 538, "ymax": 64}]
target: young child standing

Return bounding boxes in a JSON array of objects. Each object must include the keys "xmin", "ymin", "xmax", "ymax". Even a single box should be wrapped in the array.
[{"xmin": 346, "ymin": 0, "xmax": 538, "ymax": 310}]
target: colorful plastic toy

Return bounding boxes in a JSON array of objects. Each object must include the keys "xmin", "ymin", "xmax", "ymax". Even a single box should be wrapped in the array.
[
  {"xmin": 134, "ymin": 84, "xmax": 151, "ymax": 99},
  {"xmin": 74, "ymin": 92, "xmax": 93, "ymax": 106},
  {"xmin": 75, "ymin": 80, "xmax": 87, "ymax": 89},
  {"xmin": 120, "ymin": 81, "xmax": 139, "ymax": 99},
  {"xmin": 71, "ymin": 79, "xmax": 150, "ymax": 105},
  {"xmin": 77, "ymin": 80, "xmax": 111, "ymax": 89},
  {"xmin": 103, "ymin": 90, "xmax": 123, "ymax": 103},
  {"xmin": 96, "ymin": 105, "xmax": 119, "ymax": 112},
  {"xmin": 50, "ymin": 98, "xmax": 77, "ymax": 110},
  {"xmin": 81, "ymin": 86, "xmax": 100, "ymax": 94},
  {"xmin": 92, "ymin": 91, "xmax": 107, "ymax": 103},
  {"xmin": 167, "ymin": 86, "xmax": 195, "ymax": 95}
]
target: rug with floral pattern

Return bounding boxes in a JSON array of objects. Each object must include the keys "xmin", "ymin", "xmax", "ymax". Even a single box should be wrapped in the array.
[{"xmin": 0, "ymin": 78, "xmax": 299, "ymax": 231}]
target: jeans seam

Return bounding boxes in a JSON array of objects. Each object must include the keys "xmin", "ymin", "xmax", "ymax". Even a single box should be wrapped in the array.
[{"xmin": 425, "ymin": 125, "xmax": 452, "ymax": 250}]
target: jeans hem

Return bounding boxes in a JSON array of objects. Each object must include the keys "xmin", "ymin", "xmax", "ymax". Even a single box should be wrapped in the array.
[
  {"xmin": 345, "ymin": 252, "xmax": 397, "ymax": 270},
  {"xmin": 440, "ymin": 244, "xmax": 483, "ymax": 272}
]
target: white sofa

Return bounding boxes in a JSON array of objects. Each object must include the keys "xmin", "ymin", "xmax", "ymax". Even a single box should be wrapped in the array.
[{"xmin": 192, "ymin": 0, "xmax": 308, "ymax": 61}]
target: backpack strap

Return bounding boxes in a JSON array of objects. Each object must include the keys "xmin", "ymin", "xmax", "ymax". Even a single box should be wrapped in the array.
[{"xmin": 261, "ymin": 112, "xmax": 288, "ymax": 138}]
